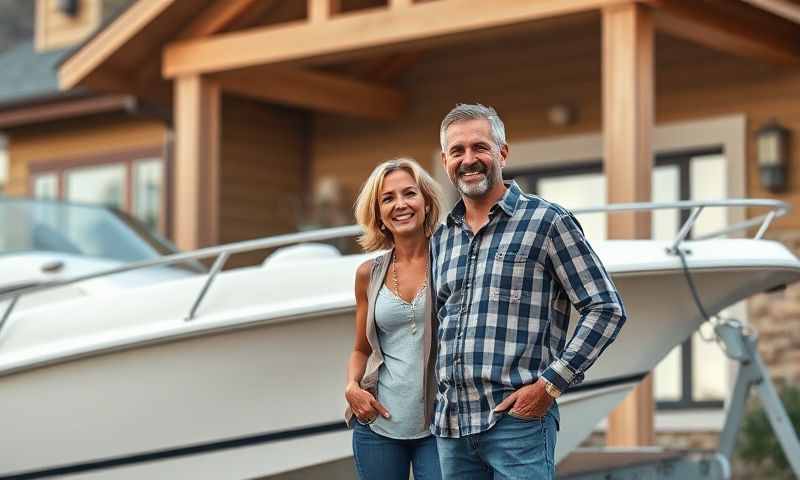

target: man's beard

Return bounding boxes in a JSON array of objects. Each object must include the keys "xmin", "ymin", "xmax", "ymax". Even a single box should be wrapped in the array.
[{"xmin": 454, "ymin": 159, "xmax": 502, "ymax": 198}]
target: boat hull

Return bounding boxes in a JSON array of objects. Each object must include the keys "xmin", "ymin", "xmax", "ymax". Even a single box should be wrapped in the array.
[{"xmin": 2, "ymin": 241, "xmax": 799, "ymax": 478}]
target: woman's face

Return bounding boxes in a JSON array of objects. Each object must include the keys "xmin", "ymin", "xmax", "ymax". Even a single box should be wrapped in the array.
[{"xmin": 378, "ymin": 169, "xmax": 427, "ymax": 239}]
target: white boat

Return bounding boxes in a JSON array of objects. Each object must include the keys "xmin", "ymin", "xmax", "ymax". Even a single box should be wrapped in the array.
[{"xmin": 0, "ymin": 198, "xmax": 798, "ymax": 479}]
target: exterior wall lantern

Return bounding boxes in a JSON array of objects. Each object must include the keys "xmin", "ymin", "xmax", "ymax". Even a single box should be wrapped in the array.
[
  {"xmin": 58, "ymin": 0, "xmax": 80, "ymax": 17},
  {"xmin": 757, "ymin": 119, "xmax": 790, "ymax": 193}
]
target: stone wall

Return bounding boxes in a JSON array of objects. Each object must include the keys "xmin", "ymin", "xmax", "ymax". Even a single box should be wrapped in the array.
[{"xmin": 749, "ymin": 231, "xmax": 800, "ymax": 387}]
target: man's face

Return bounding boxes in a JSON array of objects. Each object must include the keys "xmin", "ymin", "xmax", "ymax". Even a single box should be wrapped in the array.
[{"xmin": 441, "ymin": 118, "xmax": 507, "ymax": 199}]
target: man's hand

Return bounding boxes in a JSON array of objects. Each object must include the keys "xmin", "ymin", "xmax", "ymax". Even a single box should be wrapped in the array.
[
  {"xmin": 345, "ymin": 381, "xmax": 391, "ymax": 422},
  {"xmin": 494, "ymin": 378, "xmax": 553, "ymax": 418}
]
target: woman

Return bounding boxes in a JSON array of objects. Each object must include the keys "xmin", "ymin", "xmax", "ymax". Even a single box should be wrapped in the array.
[{"xmin": 345, "ymin": 159, "xmax": 443, "ymax": 480}]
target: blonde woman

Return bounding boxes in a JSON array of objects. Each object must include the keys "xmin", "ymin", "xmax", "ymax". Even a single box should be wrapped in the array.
[{"xmin": 344, "ymin": 159, "xmax": 443, "ymax": 480}]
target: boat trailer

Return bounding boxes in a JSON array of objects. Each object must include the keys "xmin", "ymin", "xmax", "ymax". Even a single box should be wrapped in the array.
[{"xmin": 557, "ymin": 319, "xmax": 800, "ymax": 479}]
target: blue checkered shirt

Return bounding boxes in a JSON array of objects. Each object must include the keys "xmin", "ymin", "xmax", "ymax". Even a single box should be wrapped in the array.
[{"xmin": 430, "ymin": 181, "xmax": 626, "ymax": 438}]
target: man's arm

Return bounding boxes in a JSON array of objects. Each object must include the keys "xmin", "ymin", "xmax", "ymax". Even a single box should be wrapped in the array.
[
  {"xmin": 495, "ymin": 210, "xmax": 626, "ymax": 417},
  {"xmin": 539, "ymin": 211, "xmax": 627, "ymax": 393}
]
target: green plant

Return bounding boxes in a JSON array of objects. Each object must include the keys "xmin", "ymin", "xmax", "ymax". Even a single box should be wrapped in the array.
[{"xmin": 736, "ymin": 383, "xmax": 800, "ymax": 479}]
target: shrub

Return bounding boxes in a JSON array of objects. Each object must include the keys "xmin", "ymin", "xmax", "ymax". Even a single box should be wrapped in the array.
[{"xmin": 736, "ymin": 383, "xmax": 800, "ymax": 479}]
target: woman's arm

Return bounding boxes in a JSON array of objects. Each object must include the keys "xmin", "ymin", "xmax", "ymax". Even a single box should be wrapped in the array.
[
  {"xmin": 344, "ymin": 259, "xmax": 390, "ymax": 421},
  {"xmin": 346, "ymin": 260, "xmax": 373, "ymax": 388}
]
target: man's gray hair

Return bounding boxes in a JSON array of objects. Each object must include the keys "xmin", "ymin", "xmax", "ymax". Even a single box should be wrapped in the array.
[{"xmin": 439, "ymin": 103, "xmax": 507, "ymax": 152}]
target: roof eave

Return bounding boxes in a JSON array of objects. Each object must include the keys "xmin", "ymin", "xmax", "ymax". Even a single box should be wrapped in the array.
[{"xmin": 58, "ymin": 0, "xmax": 176, "ymax": 91}]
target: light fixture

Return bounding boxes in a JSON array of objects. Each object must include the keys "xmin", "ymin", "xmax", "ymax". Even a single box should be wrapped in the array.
[
  {"xmin": 757, "ymin": 119, "xmax": 790, "ymax": 193},
  {"xmin": 58, "ymin": 0, "xmax": 80, "ymax": 17},
  {"xmin": 547, "ymin": 103, "xmax": 576, "ymax": 127}
]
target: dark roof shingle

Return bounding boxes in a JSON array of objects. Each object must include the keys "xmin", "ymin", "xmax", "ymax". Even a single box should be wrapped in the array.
[{"xmin": 0, "ymin": 40, "xmax": 72, "ymax": 108}]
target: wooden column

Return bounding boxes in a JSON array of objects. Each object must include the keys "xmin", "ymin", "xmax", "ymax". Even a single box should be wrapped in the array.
[
  {"xmin": 603, "ymin": 2, "xmax": 655, "ymax": 446},
  {"xmin": 308, "ymin": 0, "xmax": 341, "ymax": 23},
  {"xmin": 173, "ymin": 74, "xmax": 220, "ymax": 250}
]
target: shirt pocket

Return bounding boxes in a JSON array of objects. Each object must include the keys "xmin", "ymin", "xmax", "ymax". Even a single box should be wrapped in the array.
[
  {"xmin": 491, "ymin": 245, "xmax": 546, "ymax": 305},
  {"xmin": 489, "ymin": 251, "xmax": 519, "ymax": 304},
  {"xmin": 494, "ymin": 247, "xmax": 531, "ymax": 294},
  {"xmin": 489, "ymin": 286, "xmax": 524, "ymax": 304},
  {"xmin": 495, "ymin": 247, "xmax": 528, "ymax": 263}
]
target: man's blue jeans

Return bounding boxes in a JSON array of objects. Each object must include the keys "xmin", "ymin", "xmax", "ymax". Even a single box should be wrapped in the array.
[
  {"xmin": 436, "ymin": 404, "xmax": 559, "ymax": 480},
  {"xmin": 352, "ymin": 422, "xmax": 443, "ymax": 480}
]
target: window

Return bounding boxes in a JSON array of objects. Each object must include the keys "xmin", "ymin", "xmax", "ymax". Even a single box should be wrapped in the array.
[
  {"xmin": 65, "ymin": 163, "xmax": 127, "ymax": 209},
  {"xmin": 508, "ymin": 149, "xmax": 728, "ymax": 410},
  {"xmin": 33, "ymin": 174, "xmax": 59, "ymax": 200},
  {"xmin": 132, "ymin": 158, "xmax": 165, "ymax": 233},
  {"xmin": 28, "ymin": 146, "xmax": 169, "ymax": 236}
]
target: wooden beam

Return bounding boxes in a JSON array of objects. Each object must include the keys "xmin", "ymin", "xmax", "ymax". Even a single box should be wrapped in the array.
[
  {"xmin": 653, "ymin": 0, "xmax": 800, "ymax": 65},
  {"xmin": 59, "ymin": 0, "xmax": 174, "ymax": 90},
  {"xmin": 224, "ymin": 0, "xmax": 281, "ymax": 31},
  {"xmin": 163, "ymin": 0, "xmax": 641, "ymax": 77},
  {"xmin": 608, "ymin": 375, "xmax": 656, "ymax": 445},
  {"xmin": 603, "ymin": 2, "xmax": 653, "ymax": 240},
  {"xmin": 66, "ymin": 0, "xmax": 259, "ymax": 92},
  {"xmin": 603, "ymin": 2, "xmax": 655, "ymax": 446},
  {"xmin": 176, "ymin": 0, "xmax": 261, "ymax": 39},
  {"xmin": 173, "ymin": 75, "xmax": 220, "ymax": 250},
  {"xmin": 308, "ymin": 0, "xmax": 342, "ymax": 23},
  {"xmin": 212, "ymin": 67, "xmax": 405, "ymax": 120},
  {"xmin": 742, "ymin": 0, "xmax": 800, "ymax": 24}
]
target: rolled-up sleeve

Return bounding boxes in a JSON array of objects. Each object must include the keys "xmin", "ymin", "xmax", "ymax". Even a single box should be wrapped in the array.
[{"xmin": 540, "ymin": 212, "xmax": 627, "ymax": 392}]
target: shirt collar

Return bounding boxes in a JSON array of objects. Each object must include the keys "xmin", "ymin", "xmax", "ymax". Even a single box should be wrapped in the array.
[{"xmin": 446, "ymin": 180, "xmax": 522, "ymax": 227}]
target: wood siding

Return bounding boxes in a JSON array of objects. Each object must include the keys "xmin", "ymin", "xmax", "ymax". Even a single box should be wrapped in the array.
[
  {"xmin": 5, "ymin": 116, "xmax": 167, "ymax": 197},
  {"xmin": 219, "ymin": 95, "xmax": 308, "ymax": 267},
  {"xmin": 311, "ymin": 18, "xmax": 800, "ymax": 232}
]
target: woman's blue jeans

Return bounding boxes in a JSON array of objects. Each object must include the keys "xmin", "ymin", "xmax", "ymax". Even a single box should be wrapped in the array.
[{"xmin": 352, "ymin": 422, "xmax": 443, "ymax": 480}]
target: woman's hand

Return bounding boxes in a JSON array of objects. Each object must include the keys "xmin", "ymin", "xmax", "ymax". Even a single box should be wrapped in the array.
[{"xmin": 345, "ymin": 381, "xmax": 391, "ymax": 422}]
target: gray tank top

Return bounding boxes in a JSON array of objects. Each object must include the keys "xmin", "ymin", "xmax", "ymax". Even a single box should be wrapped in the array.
[{"xmin": 369, "ymin": 284, "xmax": 430, "ymax": 439}]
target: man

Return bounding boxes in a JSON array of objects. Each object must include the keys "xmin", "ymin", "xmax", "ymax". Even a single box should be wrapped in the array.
[{"xmin": 431, "ymin": 103, "xmax": 627, "ymax": 479}]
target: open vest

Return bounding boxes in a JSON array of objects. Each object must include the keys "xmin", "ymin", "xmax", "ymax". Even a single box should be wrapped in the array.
[{"xmin": 344, "ymin": 250, "xmax": 438, "ymax": 431}]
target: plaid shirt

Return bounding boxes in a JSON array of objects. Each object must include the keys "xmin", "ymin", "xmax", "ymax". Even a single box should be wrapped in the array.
[{"xmin": 430, "ymin": 181, "xmax": 626, "ymax": 438}]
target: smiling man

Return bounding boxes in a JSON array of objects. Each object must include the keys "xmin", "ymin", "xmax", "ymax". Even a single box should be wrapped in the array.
[{"xmin": 430, "ymin": 103, "xmax": 627, "ymax": 479}]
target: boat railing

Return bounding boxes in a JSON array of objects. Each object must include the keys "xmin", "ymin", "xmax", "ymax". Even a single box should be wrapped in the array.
[{"xmin": 0, "ymin": 198, "xmax": 789, "ymax": 333}]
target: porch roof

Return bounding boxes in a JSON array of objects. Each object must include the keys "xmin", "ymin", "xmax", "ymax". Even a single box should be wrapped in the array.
[{"xmin": 58, "ymin": 0, "xmax": 800, "ymax": 119}]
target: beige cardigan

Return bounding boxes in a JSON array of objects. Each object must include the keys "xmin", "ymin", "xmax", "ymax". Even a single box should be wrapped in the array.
[{"xmin": 344, "ymin": 250, "xmax": 438, "ymax": 430}]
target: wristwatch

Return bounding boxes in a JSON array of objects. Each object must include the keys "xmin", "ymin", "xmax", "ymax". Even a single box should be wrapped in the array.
[{"xmin": 544, "ymin": 381, "xmax": 562, "ymax": 399}]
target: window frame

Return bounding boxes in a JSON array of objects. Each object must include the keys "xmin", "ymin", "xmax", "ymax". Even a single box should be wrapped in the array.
[
  {"xmin": 27, "ymin": 145, "xmax": 172, "ymax": 237},
  {"xmin": 0, "ymin": 134, "xmax": 8, "ymax": 193},
  {"xmin": 506, "ymin": 147, "xmax": 725, "ymax": 411}
]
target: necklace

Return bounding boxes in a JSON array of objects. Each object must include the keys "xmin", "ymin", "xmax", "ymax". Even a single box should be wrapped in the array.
[{"xmin": 392, "ymin": 252, "xmax": 427, "ymax": 335}]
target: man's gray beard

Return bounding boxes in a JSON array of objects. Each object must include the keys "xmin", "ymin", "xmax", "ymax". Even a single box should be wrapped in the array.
[
  {"xmin": 457, "ymin": 175, "xmax": 491, "ymax": 198},
  {"xmin": 456, "ymin": 167, "xmax": 503, "ymax": 198}
]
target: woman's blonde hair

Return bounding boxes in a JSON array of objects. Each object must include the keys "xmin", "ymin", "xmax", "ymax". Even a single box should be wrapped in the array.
[{"xmin": 354, "ymin": 158, "xmax": 443, "ymax": 252}]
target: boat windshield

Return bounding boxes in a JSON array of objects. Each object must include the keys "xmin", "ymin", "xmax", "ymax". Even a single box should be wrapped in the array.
[{"xmin": 0, "ymin": 197, "xmax": 181, "ymax": 263}]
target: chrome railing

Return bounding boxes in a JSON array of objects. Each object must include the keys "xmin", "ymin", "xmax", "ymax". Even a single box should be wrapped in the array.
[{"xmin": 0, "ymin": 198, "xmax": 789, "ymax": 334}]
